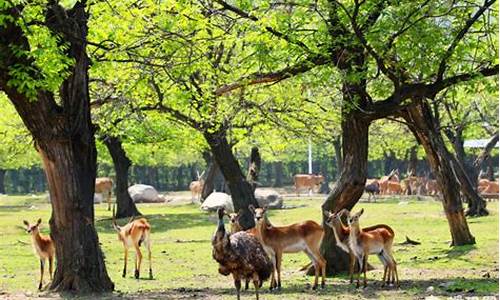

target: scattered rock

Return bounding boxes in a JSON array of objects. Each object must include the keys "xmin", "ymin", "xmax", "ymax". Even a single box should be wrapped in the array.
[
  {"xmin": 426, "ymin": 286, "xmax": 434, "ymax": 293},
  {"xmin": 200, "ymin": 192, "xmax": 234, "ymax": 212},
  {"xmin": 482, "ymin": 272, "xmax": 491, "ymax": 278},
  {"xmin": 128, "ymin": 184, "xmax": 164, "ymax": 203},
  {"xmin": 255, "ymin": 188, "xmax": 283, "ymax": 209},
  {"xmin": 398, "ymin": 201, "xmax": 409, "ymax": 205}
]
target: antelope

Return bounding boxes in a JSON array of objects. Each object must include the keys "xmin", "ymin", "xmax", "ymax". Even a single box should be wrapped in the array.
[
  {"xmin": 379, "ymin": 169, "xmax": 400, "ymax": 195},
  {"xmin": 324, "ymin": 209, "xmax": 395, "ymax": 286},
  {"xmin": 248, "ymin": 205, "xmax": 326, "ymax": 290},
  {"xmin": 95, "ymin": 177, "xmax": 113, "ymax": 210},
  {"xmin": 23, "ymin": 219, "xmax": 55, "ymax": 290},
  {"xmin": 112, "ymin": 207, "xmax": 153, "ymax": 279},
  {"xmin": 347, "ymin": 209, "xmax": 399, "ymax": 288},
  {"xmin": 189, "ymin": 171, "xmax": 205, "ymax": 202}
]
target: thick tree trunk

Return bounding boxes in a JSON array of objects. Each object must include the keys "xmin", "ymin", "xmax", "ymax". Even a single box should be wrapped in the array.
[
  {"xmin": 320, "ymin": 112, "xmax": 370, "ymax": 275},
  {"xmin": 274, "ymin": 161, "xmax": 283, "ymax": 187},
  {"xmin": 204, "ymin": 130, "xmax": 259, "ymax": 229},
  {"xmin": 201, "ymin": 157, "xmax": 226, "ymax": 200},
  {"xmin": 246, "ymin": 147, "xmax": 261, "ymax": 192},
  {"xmin": 332, "ymin": 137, "xmax": 343, "ymax": 178},
  {"xmin": 402, "ymin": 101, "xmax": 475, "ymax": 246},
  {"xmin": 0, "ymin": 2, "xmax": 113, "ymax": 292},
  {"xmin": 408, "ymin": 146, "xmax": 418, "ymax": 176},
  {"xmin": 102, "ymin": 135, "xmax": 141, "ymax": 218},
  {"xmin": 0, "ymin": 169, "xmax": 5, "ymax": 194}
]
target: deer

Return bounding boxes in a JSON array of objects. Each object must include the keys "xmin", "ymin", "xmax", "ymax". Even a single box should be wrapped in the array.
[
  {"xmin": 379, "ymin": 169, "xmax": 400, "ymax": 195},
  {"xmin": 23, "ymin": 219, "xmax": 55, "ymax": 290},
  {"xmin": 248, "ymin": 205, "xmax": 326, "ymax": 290},
  {"xmin": 189, "ymin": 170, "xmax": 205, "ymax": 203},
  {"xmin": 324, "ymin": 209, "xmax": 396, "ymax": 286},
  {"xmin": 346, "ymin": 209, "xmax": 399, "ymax": 288},
  {"xmin": 95, "ymin": 177, "xmax": 113, "ymax": 210},
  {"xmin": 112, "ymin": 206, "xmax": 153, "ymax": 279}
]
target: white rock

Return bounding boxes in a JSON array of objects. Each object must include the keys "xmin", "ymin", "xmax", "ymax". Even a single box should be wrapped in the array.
[
  {"xmin": 426, "ymin": 286, "xmax": 434, "ymax": 293},
  {"xmin": 128, "ymin": 184, "xmax": 163, "ymax": 203},
  {"xmin": 255, "ymin": 188, "xmax": 283, "ymax": 209},
  {"xmin": 201, "ymin": 192, "xmax": 234, "ymax": 212}
]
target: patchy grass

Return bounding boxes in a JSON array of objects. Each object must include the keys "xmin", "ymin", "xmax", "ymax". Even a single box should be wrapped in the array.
[{"xmin": 0, "ymin": 194, "xmax": 497, "ymax": 299}]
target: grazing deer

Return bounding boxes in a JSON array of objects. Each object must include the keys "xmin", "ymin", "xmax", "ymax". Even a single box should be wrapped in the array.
[
  {"xmin": 95, "ymin": 177, "xmax": 113, "ymax": 210},
  {"xmin": 379, "ymin": 169, "xmax": 400, "ymax": 195},
  {"xmin": 112, "ymin": 207, "xmax": 153, "ymax": 279},
  {"xmin": 248, "ymin": 205, "xmax": 326, "ymax": 290},
  {"xmin": 324, "ymin": 209, "xmax": 395, "ymax": 286},
  {"xmin": 347, "ymin": 209, "xmax": 399, "ymax": 288},
  {"xmin": 189, "ymin": 171, "xmax": 205, "ymax": 202},
  {"xmin": 23, "ymin": 219, "xmax": 55, "ymax": 290}
]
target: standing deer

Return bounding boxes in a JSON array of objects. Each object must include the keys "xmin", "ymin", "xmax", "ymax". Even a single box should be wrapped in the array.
[
  {"xmin": 379, "ymin": 169, "xmax": 400, "ymax": 195},
  {"xmin": 347, "ymin": 209, "xmax": 399, "ymax": 288},
  {"xmin": 248, "ymin": 205, "xmax": 326, "ymax": 290},
  {"xmin": 95, "ymin": 177, "xmax": 113, "ymax": 210},
  {"xmin": 112, "ymin": 207, "xmax": 153, "ymax": 279},
  {"xmin": 23, "ymin": 219, "xmax": 55, "ymax": 290},
  {"xmin": 189, "ymin": 171, "xmax": 205, "ymax": 202},
  {"xmin": 324, "ymin": 209, "xmax": 396, "ymax": 286}
]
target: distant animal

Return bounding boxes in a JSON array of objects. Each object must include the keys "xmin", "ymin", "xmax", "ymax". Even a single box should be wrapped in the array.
[
  {"xmin": 478, "ymin": 179, "xmax": 499, "ymax": 200},
  {"xmin": 347, "ymin": 209, "xmax": 399, "ymax": 288},
  {"xmin": 379, "ymin": 169, "xmax": 400, "ymax": 195},
  {"xmin": 189, "ymin": 171, "xmax": 205, "ymax": 202},
  {"xmin": 212, "ymin": 207, "xmax": 273, "ymax": 300},
  {"xmin": 23, "ymin": 219, "xmax": 55, "ymax": 290},
  {"xmin": 364, "ymin": 179, "xmax": 380, "ymax": 202},
  {"xmin": 386, "ymin": 181, "xmax": 402, "ymax": 195},
  {"xmin": 293, "ymin": 174, "xmax": 324, "ymax": 196},
  {"xmin": 95, "ymin": 177, "xmax": 113, "ymax": 210},
  {"xmin": 324, "ymin": 209, "xmax": 396, "ymax": 286},
  {"xmin": 249, "ymin": 205, "xmax": 326, "ymax": 290},
  {"xmin": 112, "ymin": 207, "xmax": 153, "ymax": 279},
  {"xmin": 425, "ymin": 179, "xmax": 440, "ymax": 196}
]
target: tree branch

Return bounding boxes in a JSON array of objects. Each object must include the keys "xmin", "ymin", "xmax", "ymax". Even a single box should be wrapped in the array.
[{"xmin": 473, "ymin": 131, "xmax": 499, "ymax": 169}]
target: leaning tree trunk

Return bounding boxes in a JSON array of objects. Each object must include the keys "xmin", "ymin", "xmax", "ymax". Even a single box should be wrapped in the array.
[
  {"xmin": 204, "ymin": 129, "xmax": 259, "ymax": 229},
  {"xmin": 319, "ymin": 111, "xmax": 370, "ymax": 275},
  {"xmin": 0, "ymin": 2, "xmax": 113, "ymax": 292},
  {"xmin": 102, "ymin": 135, "xmax": 141, "ymax": 218},
  {"xmin": 246, "ymin": 147, "xmax": 261, "ymax": 192},
  {"xmin": 0, "ymin": 169, "xmax": 5, "ymax": 194},
  {"xmin": 402, "ymin": 101, "xmax": 475, "ymax": 246}
]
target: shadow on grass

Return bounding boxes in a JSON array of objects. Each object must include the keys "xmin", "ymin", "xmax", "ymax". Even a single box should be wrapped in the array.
[{"xmin": 95, "ymin": 212, "xmax": 213, "ymax": 233}]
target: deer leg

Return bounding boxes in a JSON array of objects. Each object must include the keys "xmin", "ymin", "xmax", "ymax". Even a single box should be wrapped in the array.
[
  {"xmin": 146, "ymin": 239, "xmax": 153, "ymax": 279},
  {"xmin": 233, "ymin": 273, "xmax": 241, "ymax": 300},
  {"xmin": 253, "ymin": 272, "xmax": 260, "ymax": 300},
  {"xmin": 268, "ymin": 251, "xmax": 276, "ymax": 290},
  {"xmin": 38, "ymin": 259, "xmax": 44, "ymax": 290},
  {"xmin": 49, "ymin": 256, "xmax": 53, "ymax": 281},
  {"xmin": 275, "ymin": 251, "xmax": 282, "ymax": 290},
  {"xmin": 134, "ymin": 245, "xmax": 142, "ymax": 279},
  {"xmin": 309, "ymin": 246, "xmax": 326, "ymax": 289},
  {"xmin": 356, "ymin": 256, "xmax": 363, "ymax": 288},
  {"xmin": 107, "ymin": 191, "xmax": 112, "ymax": 211},
  {"xmin": 349, "ymin": 251, "xmax": 356, "ymax": 284},
  {"xmin": 363, "ymin": 255, "xmax": 368, "ymax": 288},
  {"xmin": 123, "ymin": 248, "xmax": 128, "ymax": 277}
]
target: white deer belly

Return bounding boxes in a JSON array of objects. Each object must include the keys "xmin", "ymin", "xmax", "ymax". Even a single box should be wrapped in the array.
[{"xmin": 283, "ymin": 241, "xmax": 306, "ymax": 253}]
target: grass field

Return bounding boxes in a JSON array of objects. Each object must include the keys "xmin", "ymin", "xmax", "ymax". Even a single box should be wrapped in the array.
[{"xmin": 0, "ymin": 194, "xmax": 498, "ymax": 299}]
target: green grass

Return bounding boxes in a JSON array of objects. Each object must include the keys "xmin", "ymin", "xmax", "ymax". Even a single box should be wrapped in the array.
[{"xmin": 0, "ymin": 195, "xmax": 498, "ymax": 299}]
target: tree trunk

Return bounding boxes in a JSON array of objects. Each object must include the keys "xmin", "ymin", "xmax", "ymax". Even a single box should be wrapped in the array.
[
  {"xmin": 408, "ymin": 146, "xmax": 418, "ymax": 176},
  {"xmin": 102, "ymin": 135, "xmax": 141, "ymax": 218},
  {"xmin": 0, "ymin": 169, "xmax": 5, "ymax": 194},
  {"xmin": 320, "ymin": 112, "xmax": 370, "ymax": 275},
  {"xmin": 204, "ymin": 130, "xmax": 259, "ymax": 229},
  {"xmin": 402, "ymin": 101, "xmax": 475, "ymax": 246},
  {"xmin": 0, "ymin": 2, "xmax": 113, "ymax": 292},
  {"xmin": 274, "ymin": 161, "xmax": 283, "ymax": 187},
  {"xmin": 246, "ymin": 147, "xmax": 261, "ymax": 192},
  {"xmin": 332, "ymin": 137, "xmax": 342, "ymax": 179}
]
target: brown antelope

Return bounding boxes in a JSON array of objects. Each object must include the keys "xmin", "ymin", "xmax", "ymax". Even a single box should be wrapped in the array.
[
  {"xmin": 324, "ymin": 209, "xmax": 396, "ymax": 286},
  {"xmin": 379, "ymin": 169, "xmax": 400, "ymax": 195},
  {"xmin": 96, "ymin": 177, "xmax": 113, "ymax": 210},
  {"xmin": 248, "ymin": 205, "xmax": 326, "ymax": 290},
  {"xmin": 23, "ymin": 219, "xmax": 55, "ymax": 290},
  {"xmin": 189, "ymin": 171, "xmax": 205, "ymax": 202},
  {"xmin": 112, "ymin": 208, "xmax": 153, "ymax": 279},
  {"xmin": 425, "ymin": 179, "xmax": 440, "ymax": 196},
  {"xmin": 347, "ymin": 209, "xmax": 399, "ymax": 288}
]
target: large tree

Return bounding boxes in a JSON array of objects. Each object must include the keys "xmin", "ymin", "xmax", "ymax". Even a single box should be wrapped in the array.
[{"xmin": 0, "ymin": 1, "xmax": 113, "ymax": 292}]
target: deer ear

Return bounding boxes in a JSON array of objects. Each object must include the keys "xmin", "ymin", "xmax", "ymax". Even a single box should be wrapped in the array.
[
  {"xmin": 359, "ymin": 208, "xmax": 364, "ymax": 216},
  {"xmin": 323, "ymin": 210, "xmax": 330, "ymax": 218},
  {"xmin": 23, "ymin": 220, "xmax": 29, "ymax": 226},
  {"xmin": 37, "ymin": 218, "xmax": 42, "ymax": 225},
  {"xmin": 248, "ymin": 205, "xmax": 255, "ymax": 212}
]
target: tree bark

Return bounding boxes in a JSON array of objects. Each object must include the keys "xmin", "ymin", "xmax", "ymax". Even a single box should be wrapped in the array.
[
  {"xmin": 332, "ymin": 137, "xmax": 343, "ymax": 179},
  {"xmin": 0, "ymin": 169, "xmax": 5, "ymax": 194},
  {"xmin": 246, "ymin": 147, "xmax": 261, "ymax": 192},
  {"xmin": 274, "ymin": 161, "xmax": 283, "ymax": 187},
  {"xmin": 0, "ymin": 2, "xmax": 113, "ymax": 292},
  {"xmin": 204, "ymin": 129, "xmax": 259, "ymax": 229},
  {"xmin": 102, "ymin": 135, "xmax": 141, "ymax": 218},
  {"xmin": 402, "ymin": 101, "xmax": 475, "ymax": 246}
]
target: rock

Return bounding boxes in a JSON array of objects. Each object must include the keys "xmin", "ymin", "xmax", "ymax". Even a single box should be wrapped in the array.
[
  {"xmin": 200, "ymin": 192, "xmax": 234, "ymax": 212},
  {"xmin": 255, "ymin": 188, "xmax": 283, "ymax": 209},
  {"xmin": 128, "ymin": 184, "xmax": 164, "ymax": 203},
  {"xmin": 94, "ymin": 193, "xmax": 103, "ymax": 204},
  {"xmin": 426, "ymin": 286, "xmax": 434, "ymax": 293}
]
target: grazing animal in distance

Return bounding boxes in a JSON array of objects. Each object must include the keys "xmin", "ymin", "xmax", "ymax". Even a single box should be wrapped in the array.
[
  {"xmin": 425, "ymin": 179, "xmax": 440, "ymax": 196},
  {"xmin": 347, "ymin": 209, "xmax": 399, "ymax": 288},
  {"xmin": 364, "ymin": 179, "xmax": 380, "ymax": 202},
  {"xmin": 379, "ymin": 169, "xmax": 400, "ymax": 195},
  {"xmin": 324, "ymin": 209, "xmax": 396, "ymax": 285},
  {"xmin": 189, "ymin": 171, "xmax": 205, "ymax": 202},
  {"xmin": 112, "ymin": 207, "xmax": 153, "ymax": 279},
  {"xmin": 23, "ymin": 219, "xmax": 55, "ymax": 290},
  {"xmin": 249, "ymin": 205, "xmax": 326, "ymax": 290},
  {"xmin": 95, "ymin": 177, "xmax": 113, "ymax": 210},
  {"xmin": 293, "ymin": 174, "xmax": 324, "ymax": 196},
  {"xmin": 212, "ymin": 207, "xmax": 272, "ymax": 300}
]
